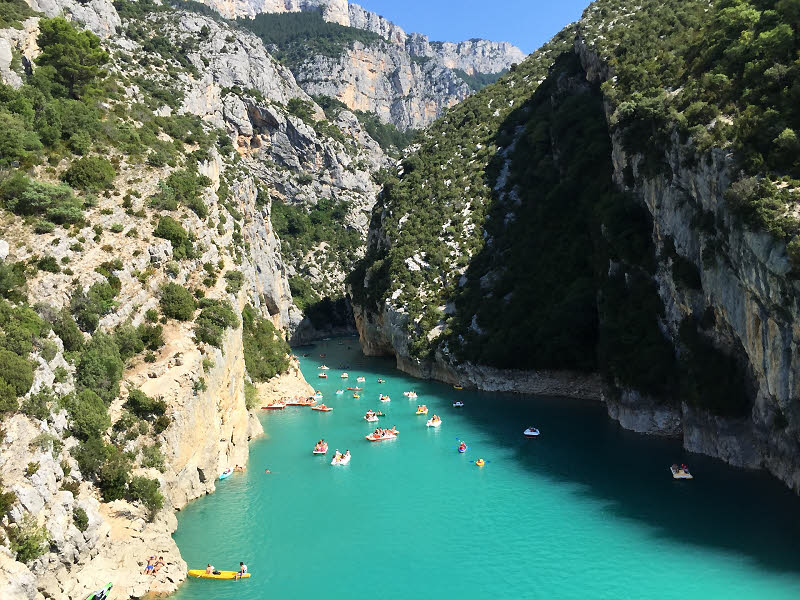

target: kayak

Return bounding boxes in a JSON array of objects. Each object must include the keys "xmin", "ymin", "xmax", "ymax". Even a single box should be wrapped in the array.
[
  {"xmin": 475, "ymin": 459, "xmax": 485, "ymax": 467},
  {"xmin": 523, "ymin": 427, "xmax": 540, "ymax": 437},
  {"xmin": 311, "ymin": 405, "xmax": 333, "ymax": 412},
  {"xmin": 331, "ymin": 453, "xmax": 351, "ymax": 465},
  {"xmin": 188, "ymin": 569, "xmax": 251, "ymax": 580},
  {"xmin": 85, "ymin": 583, "xmax": 112, "ymax": 600},
  {"xmin": 346, "ymin": 387, "xmax": 363, "ymax": 391},
  {"xmin": 453, "ymin": 385, "xmax": 463, "ymax": 390},
  {"xmin": 219, "ymin": 468, "xmax": 233, "ymax": 480},
  {"xmin": 426, "ymin": 418, "xmax": 442, "ymax": 427}
]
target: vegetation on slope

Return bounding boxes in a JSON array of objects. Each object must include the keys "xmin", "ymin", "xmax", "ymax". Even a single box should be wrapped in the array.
[
  {"xmin": 585, "ymin": 0, "xmax": 799, "ymax": 239},
  {"xmin": 236, "ymin": 10, "xmax": 383, "ymax": 70}
]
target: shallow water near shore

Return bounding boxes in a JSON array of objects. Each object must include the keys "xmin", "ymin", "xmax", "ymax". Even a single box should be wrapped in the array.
[{"xmin": 172, "ymin": 338, "xmax": 800, "ymax": 599}]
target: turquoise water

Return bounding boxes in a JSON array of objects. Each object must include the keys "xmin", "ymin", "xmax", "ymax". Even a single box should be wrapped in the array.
[{"xmin": 172, "ymin": 338, "xmax": 800, "ymax": 599}]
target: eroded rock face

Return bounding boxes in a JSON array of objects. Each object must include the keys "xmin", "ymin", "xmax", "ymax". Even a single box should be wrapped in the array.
[
  {"xmin": 204, "ymin": 0, "xmax": 350, "ymax": 24},
  {"xmin": 193, "ymin": 0, "xmax": 525, "ymax": 129},
  {"xmin": 26, "ymin": 0, "xmax": 120, "ymax": 38}
]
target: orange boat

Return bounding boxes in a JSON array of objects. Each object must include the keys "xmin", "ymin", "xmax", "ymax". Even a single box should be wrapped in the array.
[
  {"xmin": 311, "ymin": 405, "xmax": 333, "ymax": 412},
  {"xmin": 262, "ymin": 401, "xmax": 286, "ymax": 409},
  {"xmin": 365, "ymin": 429, "xmax": 398, "ymax": 441},
  {"xmin": 346, "ymin": 387, "xmax": 363, "ymax": 391}
]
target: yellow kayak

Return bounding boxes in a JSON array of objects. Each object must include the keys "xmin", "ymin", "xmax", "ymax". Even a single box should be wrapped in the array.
[{"xmin": 188, "ymin": 570, "xmax": 251, "ymax": 580}]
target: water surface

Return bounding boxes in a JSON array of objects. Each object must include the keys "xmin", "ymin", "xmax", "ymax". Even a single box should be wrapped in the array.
[{"xmin": 172, "ymin": 338, "xmax": 800, "ymax": 598}]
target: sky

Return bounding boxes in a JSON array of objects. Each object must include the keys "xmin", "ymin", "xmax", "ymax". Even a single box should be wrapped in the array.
[{"xmin": 350, "ymin": 0, "xmax": 591, "ymax": 54}]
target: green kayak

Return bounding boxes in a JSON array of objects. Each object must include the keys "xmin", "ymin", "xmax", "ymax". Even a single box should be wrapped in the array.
[{"xmin": 85, "ymin": 582, "xmax": 112, "ymax": 600}]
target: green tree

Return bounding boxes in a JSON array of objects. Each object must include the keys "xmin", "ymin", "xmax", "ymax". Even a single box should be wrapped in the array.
[
  {"xmin": 68, "ymin": 389, "xmax": 111, "ymax": 440},
  {"xmin": 127, "ymin": 476, "xmax": 164, "ymax": 521},
  {"xmin": 75, "ymin": 332, "xmax": 123, "ymax": 404},
  {"xmin": 62, "ymin": 156, "xmax": 116, "ymax": 191},
  {"xmin": 35, "ymin": 17, "xmax": 109, "ymax": 99},
  {"xmin": 159, "ymin": 283, "xmax": 196, "ymax": 320}
]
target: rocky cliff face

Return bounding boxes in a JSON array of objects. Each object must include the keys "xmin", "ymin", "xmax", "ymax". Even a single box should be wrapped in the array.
[
  {"xmin": 195, "ymin": 0, "xmax": 525, "ymax": 129},
  {"xmin": 204, "ymin": 0, "xmax": 349, "ymax": 24}
]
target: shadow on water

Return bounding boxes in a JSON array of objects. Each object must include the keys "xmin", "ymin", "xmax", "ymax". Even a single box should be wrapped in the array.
[{"xmin": 304, "ymin": 338, "xmax": 800, "ymax": 577}]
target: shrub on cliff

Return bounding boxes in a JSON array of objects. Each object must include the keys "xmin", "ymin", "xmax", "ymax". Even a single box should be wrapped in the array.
[
  {"xmin": 159, "ymin": 282, "xmax": 196, "ymax": 320},
  {"xmin": 70, "ymin": 280, "xmax": 119, "ymax": 332},
  {"xmin": 194, "ymin": 298, "xmax": 239, "ymax": 347},
  {"xmin": 75, "ymin": 332, "xmax": 123, "ymax": 404},
  {"xmin": 67, "ymin": 389, "xmax": 111, "ymax": 440},
  {"xmin": 127, "ymin": 476, "xmax": 164, "ymax": 522},
  {"xmin": 62, "ymin": 156, "xmax": 116, "ymax": 191},
  {"xmin": 0, "ymin": 349, "xmax": 34, "ymax": 398},
  {"xmin": 0, "ymin": 175, "xmax": 84, "ymax": 224},
  {"xmin": 241, "ymin": 304, "xmax": 289, "ymax": 381},
  {"xmin": 149, "ymin": 166, "xmax": 211, "ymax": 218},
  {"xmin": 125, "ymin": 388, "xmax": 166, "ymax": 420},
  {"xmin": 153, "ymin": 216, "xmax": 195, "ymax": 259},
  {"xmin": 51, "ymin": 307, "xmax": 84, "ymax": 351},
  {"xmin": 8, "ymin": 514, "xmax": 50, "ymax": 563},
  {"xmin": 73, "ymin": 506, "xmax": 89, "ymax": 532}
]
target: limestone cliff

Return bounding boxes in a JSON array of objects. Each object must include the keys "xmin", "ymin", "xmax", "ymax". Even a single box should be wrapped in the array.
[
  {"xmin": 350, "ymin": 1, "xmax": 800, "ymax": 495},
  {"xmin": 194, "ymin": 0, "xmax": 525, "ymax": 129}
]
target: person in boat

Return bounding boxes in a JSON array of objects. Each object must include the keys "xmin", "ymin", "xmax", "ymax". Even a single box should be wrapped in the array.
[
  {"xmin": 234, "ymin": 562, "xmax": 247, "ymax": 580},
  {"xmin": 205, "ymin": 564, "xmax": 214, "ymax": 574},
  {"xmin": 344, "ymin": 450, "xmax": 350, "ymax": 458},
  {"xmin": 459, "ymin": 442, "xmax": 467, "ymax": 451},
  {"xmin": 234, "ymin": 465, "xmax": 244, "ymax": 472}
]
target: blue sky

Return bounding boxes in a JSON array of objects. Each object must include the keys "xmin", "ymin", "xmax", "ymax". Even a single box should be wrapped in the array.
[{"xmin": 351, "ymin": 0, "xmax": 590, "ymax": 54}]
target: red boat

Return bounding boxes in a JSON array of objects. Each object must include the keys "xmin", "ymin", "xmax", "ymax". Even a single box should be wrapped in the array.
[{"xmin": 346, "ymin": 387, "xmax": 363, "ymax": 391}]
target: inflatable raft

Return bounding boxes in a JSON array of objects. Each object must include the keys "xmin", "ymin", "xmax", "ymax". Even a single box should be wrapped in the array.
[
  {"xmin": 426, "ymin": 418, "xmax": 442, "ymax": 427},
  {"xmin": 523, "ymin": 427, "xmax": 540, "ymax": 437},
  {"xmin": 188, "ymin": 569, "xmax": 251, "ymax": 580},
  {"xmin": 475, "ymin": 459, "xmax": 485, "ymax": 467},
  {"xmin": 313, "ymin": 444, "xmax": 328, "ymax": 455},
  {"xmin": 416, "ymin": 407, "xmax": 428, "ymax": 415},
  {"xmin": 453, "ymin": 401, "xmax": 464, "ymax": 407},
  {"xmin": 365, "ymin": 415, "xmax": 378, "ymax": 422}
]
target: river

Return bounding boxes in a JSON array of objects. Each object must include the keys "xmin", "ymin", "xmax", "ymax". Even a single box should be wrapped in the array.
[{"xmin": 171, "ymin": 338, "xmax": 800, "ymax": 598}]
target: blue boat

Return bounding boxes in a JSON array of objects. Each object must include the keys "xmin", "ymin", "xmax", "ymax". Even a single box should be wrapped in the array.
[{"xmin": 219, "ymin": 468, "xmax": 233, "ymax": 480}]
